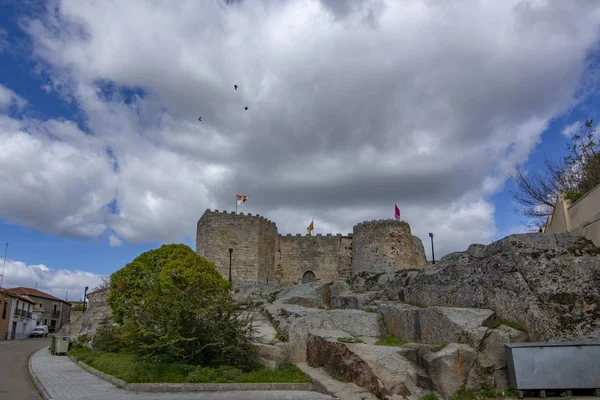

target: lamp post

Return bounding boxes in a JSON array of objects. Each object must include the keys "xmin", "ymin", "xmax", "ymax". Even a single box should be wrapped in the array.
[
  {"xmin": 83, "ymin": 286, "xmax": 89, "ymax": 311},
  {"xmin": 228, "ymin": 248, "xmax": 233, "ymax": 283},
  {"xmin": 429, "ymin": 233, "xmax": 435, "ymax": 264}
]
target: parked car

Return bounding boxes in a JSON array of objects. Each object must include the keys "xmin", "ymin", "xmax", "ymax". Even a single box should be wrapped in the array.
[{"xmin": 30, "ymin": 325, "xmax": 48, "ymax": 338}]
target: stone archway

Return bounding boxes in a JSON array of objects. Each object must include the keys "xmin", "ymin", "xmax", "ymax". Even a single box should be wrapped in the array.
[{"xmin": 302, "ymin": 270, "xmax": 316, "ymax": 283}]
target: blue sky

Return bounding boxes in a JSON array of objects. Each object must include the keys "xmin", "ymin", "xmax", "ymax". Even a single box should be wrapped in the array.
[{"xmin": 1, "ymin": 0, "xmax": 600, "ymax": 300}]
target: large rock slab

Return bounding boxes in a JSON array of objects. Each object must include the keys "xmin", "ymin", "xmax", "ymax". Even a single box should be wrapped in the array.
[
  {"xmin": 360, "ymin": 233, "xmax": 600, "ymax": 342},
  {"xmin": 249, "ymin": 312, "xmax": 279, "ymax": 345},
  {"xmin": 289, "ymin": 309, "xmax": 386, "ymax": 362},
  {"xmin": 273, "ymin": 283, "xmax": 329, "ymax": 308},
  {"xmin": 307, "ymin": 331, "xmax": 430, "ymax": 399},
  {"xmin": 263, "ymin": 304, "xmax": 324, "ymax": 336},
  {"xmin": 379, "ymin": 303, "xmax": 495, "ymax": 346},
  {"xmin": 423, "ymin": 343, "xmax": 477, "ymax": 398}
]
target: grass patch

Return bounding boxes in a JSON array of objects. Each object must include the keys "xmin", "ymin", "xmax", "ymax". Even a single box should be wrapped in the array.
[
  {"xmin": 68, "ymin": 348, "xmax": 310, "ymax": 384},
  {"xmin": 275, "ymin": 332, "xmax": 288, "ymax": 342},
  {"xmin": 376, "ymin": 335, "xmax": 424, "ymax": 346},
  {"xmin": 421, "ymin": 393, "xmax": 439, "ymax": 400},
  {"xmin": 483, "ymin": 318, "xmax": 528, "ymax": 333},
  {"xmin": 376, "ymin": 335, "xmax": 409, "ymax": 346},
  {"xmin": 449, "ymin": 384, "xmax": 518, "ymax": 400}
]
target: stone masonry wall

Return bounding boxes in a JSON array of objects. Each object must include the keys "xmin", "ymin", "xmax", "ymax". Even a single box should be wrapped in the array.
[
  {"xmin": 275, "ymin": 234, "xmax": 353, "ymax": 283},
  {"xmin": 352, "ymin": 219, "xmax": 426, "ymax": 273},
  {"xmin": 197, "ymin": 210, "xmax": 427, "ymax": 283},
  {"xmin": 196, "ymin": 210, "xmax": 277, "ymax": 282}
]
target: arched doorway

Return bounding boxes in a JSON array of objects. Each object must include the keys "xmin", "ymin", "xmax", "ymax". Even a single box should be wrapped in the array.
[{"xmin": 302, "ymin": 270, "xmax": 316, "ymax": 283}]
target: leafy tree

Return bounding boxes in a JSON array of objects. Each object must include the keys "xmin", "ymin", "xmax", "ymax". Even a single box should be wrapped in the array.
[
  {"xmin": 511, "ymin": 119, "xmax": 600, "ymax": 228},
  {"xmin": 106, "ymin": 244, "xmax": 258, "ymax": 369}
]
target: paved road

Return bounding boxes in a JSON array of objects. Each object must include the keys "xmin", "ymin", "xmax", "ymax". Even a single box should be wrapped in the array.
[
  {"xmin": 30, "ymin": 347, "xmax": 336, "ymax": 400},
  {"xmin": 0, "ymin": 337, "xmax": 50, "ymax": 400}
]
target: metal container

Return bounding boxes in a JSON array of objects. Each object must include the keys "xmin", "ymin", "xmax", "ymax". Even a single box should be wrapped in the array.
[{"xmin": 505, "ymin": 341, "xmax": 600, "ymax": 390}]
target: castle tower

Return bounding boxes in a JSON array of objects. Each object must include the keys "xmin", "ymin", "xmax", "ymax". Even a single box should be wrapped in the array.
[
  {"xmin": 352, "ymin": 219, "xmax": 427, "ymax": 274},
  {"xmin": 196, "ymin": 209, "xmax": 278, "ymax": 282}
]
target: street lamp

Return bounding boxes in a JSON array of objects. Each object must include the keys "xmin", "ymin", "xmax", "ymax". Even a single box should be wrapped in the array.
[
  {"xmin": 228, "ymin": 248, "xmax": 233, "ymax": 283},
  {"xmin": 429, "ymin": 233, "xmax": 435, "ymax": 264},
  {"xmin": 83, "ymin": 286, "xmax": 89, "ymax": 311}
]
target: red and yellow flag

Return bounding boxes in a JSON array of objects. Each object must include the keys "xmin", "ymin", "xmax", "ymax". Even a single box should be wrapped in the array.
[
  {"xmin": 236, "ymin": 195, "xmax": 248, "ymax": 205},
  {"xmin": 307, "ymin": 219, "xmax": 314, "ymax": 235}
]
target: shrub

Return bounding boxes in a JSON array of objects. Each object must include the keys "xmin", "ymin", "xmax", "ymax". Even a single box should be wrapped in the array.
[{"xmin": 106, "ymin": 244, "xmax": 258, "ymax": 369}]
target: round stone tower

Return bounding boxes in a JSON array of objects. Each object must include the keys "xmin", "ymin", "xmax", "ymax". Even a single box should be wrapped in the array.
[{"xmin": 351, "ymin": 219, "xmax": 426, "ymax": 274}]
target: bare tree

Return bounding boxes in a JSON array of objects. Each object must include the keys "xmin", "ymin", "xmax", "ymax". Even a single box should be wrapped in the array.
[
  {"xmin": 510, "ymin": 119, "xmax": 600, "ymax": 229},
  {"xmin": 92, "ymin": 276, "xmax": 111, "ymax": 292}
]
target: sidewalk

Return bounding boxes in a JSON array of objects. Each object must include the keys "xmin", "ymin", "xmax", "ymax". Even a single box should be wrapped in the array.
[{"xmin": 29, "ymin": 348, "xmax": 336, "ymax": 400}]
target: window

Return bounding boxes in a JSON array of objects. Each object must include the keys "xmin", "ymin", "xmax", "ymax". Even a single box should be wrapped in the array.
[
  {"xmin": 53, "ymin": 304, "xmax": 57, "ymax": 314},
  {"xmin": 44, "ymin": 319, "xmax": 47, "ymax": 325},
  {"xmin": 2, "ymin": 301, "xmax": 6, "ymax": 320}
]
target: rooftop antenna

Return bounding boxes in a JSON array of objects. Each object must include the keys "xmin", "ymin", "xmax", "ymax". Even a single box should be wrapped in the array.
[
  {"xmin": 65, "ymin": 290, "xmax": 68, "ymax": 301},
  {"xmin": 35, "ymin": 282, "xmax": 38, "ymax": 290},
  {"xmin": 0, "ymin": 243, "xmax": 7, "ymax": 289}
]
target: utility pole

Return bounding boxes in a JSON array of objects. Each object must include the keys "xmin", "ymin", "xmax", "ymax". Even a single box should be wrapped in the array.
[
  {"xmin": 429, "ymin": 233, "xmax": 435, "ymax": 264},
  {"xmin": 0, "ymin": 243, "xmax": 7, "ymax": 288},
  {"xmin": 228, "ymin": 248, "xmax": 233, "ymax": 283}
]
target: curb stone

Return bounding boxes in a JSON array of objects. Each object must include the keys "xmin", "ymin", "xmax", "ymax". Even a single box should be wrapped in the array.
[
  {"xmin": 68, "ymin": 355, "xmax": 315, "ymax": 392},
  {"xmin": 28, "ymin": 348, "xmax": 53, "ymax": 400}
]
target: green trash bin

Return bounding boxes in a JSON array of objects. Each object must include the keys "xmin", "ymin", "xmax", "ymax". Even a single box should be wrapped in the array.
[{"xmin": 50, "ymin": 335, "xmax": 56, "ymax": 355}]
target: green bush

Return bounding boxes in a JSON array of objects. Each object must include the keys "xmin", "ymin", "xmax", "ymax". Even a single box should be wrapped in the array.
[
  {"xmin": 106, "ymin": 244, "xmax": 258, "ymax": 369},
  {"xmin": 421, "ymin": 393, "xmax": 439, "ymax": 400},
  {"xmin": 92, "ymin": 324, "xmax": 127, "ymax": 353},
  {"xmin": 376, "ymin": 335, "xmax": 409, "ymax": 346}
]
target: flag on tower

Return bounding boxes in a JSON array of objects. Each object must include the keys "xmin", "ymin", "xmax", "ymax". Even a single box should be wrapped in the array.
[
  {"xmin": 307, "ymin": 219, "xmax": 314, "ymax": 235},
  {"xmin": 236, "ymin": 195, "xmax": 248, "ymax": 206},
  {"xmin": 394, "ymin": 204, "xmax": 400, "ymax": 220}
]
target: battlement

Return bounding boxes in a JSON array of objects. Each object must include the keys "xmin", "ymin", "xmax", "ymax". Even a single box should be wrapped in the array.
[
  {"xmin": 198, "ymin": 208, "xmax": 277, "ymax": 229},
  {"xmin": 353, "ymin": 218, "xmax": 411, "ymax": 232},
  {"xmin": 281, "ymin": 233, "xmax": 346, "ymax": 238}
]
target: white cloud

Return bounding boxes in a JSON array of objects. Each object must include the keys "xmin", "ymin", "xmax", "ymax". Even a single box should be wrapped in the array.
[
  {"xmin": 108, "ymin": 235, "xmax": 122, "ymax": 247},
  {"xmin": 562, "ymin": 120, "xmax": 582, "ymax": 137},
  {"xmin": 0, "ymin": 0, "xmax": 598, "ymax": 257},
  {"xmin": 1, "ymin": 258, "xmax": 105, "ymax": 301},
  {"xmin": 0, "ymin": 84, "xmax": 27, "ymax": 111}
]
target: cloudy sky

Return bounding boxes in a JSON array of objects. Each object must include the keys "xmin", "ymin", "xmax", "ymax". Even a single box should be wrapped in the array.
[{"xmin": 1, "ymin": 0, "xmax": 600, "ymax": 300}]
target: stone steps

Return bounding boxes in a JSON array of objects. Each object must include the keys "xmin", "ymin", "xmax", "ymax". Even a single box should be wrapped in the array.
[{"xmin": 296, "ymin": 362, "xmax": 379, "ymax": 400}]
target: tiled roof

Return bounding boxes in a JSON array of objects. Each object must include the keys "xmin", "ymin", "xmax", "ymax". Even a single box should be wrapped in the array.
[
  {"xmin": 8, "ymin": 287, "xmax": 71, "ymax": 305},
  {"xmin": 0, "ymin": 288, "xmax": 37, "ymax": 304}
]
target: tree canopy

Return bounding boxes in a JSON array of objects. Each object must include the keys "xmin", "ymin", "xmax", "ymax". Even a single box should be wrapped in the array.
[{"xmin": 106, "ymin": 244, "xmax": 257, "ymax": 368}]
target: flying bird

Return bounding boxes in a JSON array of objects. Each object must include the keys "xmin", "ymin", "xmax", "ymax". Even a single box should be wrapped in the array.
[
  {"xmin": 198, "ymin": 117, "xmax": 202, "ymax": 121},
  {"xmin": 244, "ymin": 106, "xmax": 248, "ymax": 110},
  {"xmin": 234, "ymin": 84, "xmax": 238, "ymax": 90}
]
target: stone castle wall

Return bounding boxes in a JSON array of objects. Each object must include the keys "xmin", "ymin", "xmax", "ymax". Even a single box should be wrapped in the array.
[
  {"xmin": 275, "ymin": 234, "xmax": 353, "ymax": 284},
  {"xmin": 196, "ymin": 210, "xmax": 277, "ymax": 281},
  {"xmin": 196, "ymin": 209, "xmax": 427, "ymax": 283},
  {"xmin": 352, "ymin": 220, "xmax": 424, "ymax": 273}
]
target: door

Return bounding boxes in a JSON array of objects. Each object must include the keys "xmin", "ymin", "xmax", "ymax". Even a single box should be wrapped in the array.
[{"xmin": 10, "ymin": 322, "xmax": 16, "ymax": 340}]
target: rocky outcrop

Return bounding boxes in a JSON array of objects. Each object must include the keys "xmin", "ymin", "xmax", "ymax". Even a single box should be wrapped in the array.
[
  {"xmin": 60, "ymin": 288, "xmax": 112, "ymax": 339},
  {"xmin": 402, "ymin": 233, "xmax": 600, "ymax": 342},
  {"xmin": 350, "ymin": 233, "xmax": 600, "ymax": 342}
]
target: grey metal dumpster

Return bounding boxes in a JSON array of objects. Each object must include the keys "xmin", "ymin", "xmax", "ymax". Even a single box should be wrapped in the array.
[
  {"xmin": 505, "ymin": 341, "xmax": 600, "ymax": 390},
  {"xmin": 54, "ymin": 336, "xmax": 70, "ymax": 356}
]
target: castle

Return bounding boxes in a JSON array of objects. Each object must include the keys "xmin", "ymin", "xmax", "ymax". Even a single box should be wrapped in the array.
[{"xmin": 196, "ymin": 209, "xmax": 428, "ymax": 284}]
